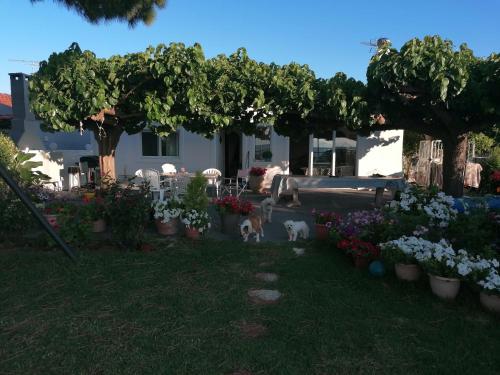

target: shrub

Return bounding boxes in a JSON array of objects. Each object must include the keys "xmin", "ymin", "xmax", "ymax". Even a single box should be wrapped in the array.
[
  {"xmin": 249, "ymin": 167, "xmax": 266, "ymax": 176},
  {"xmin": 105, "ymin": 182, "xmax": 151, "ymax": 250},
  {"xmin": 213, "ymin": 196, "xmax": 254, "ymax": 215},
  {"xmin": 183, "ymin": 172, "xmax": 208, "ymax": 212}
]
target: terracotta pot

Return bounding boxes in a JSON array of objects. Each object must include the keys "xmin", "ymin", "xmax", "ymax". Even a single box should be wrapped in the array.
[
  {"xmin": 83, "ymin": 192, "xmax": 96, "ymax": 201},
  {"xmin": 220, "ymin": 213, "xmax": 240, "ymax": 235},
  {"xmin": 185, "ymin": 227, "xmax": 200, "ymax": 240},
  {"xmin": 44, "ymin": 214, "xmax": 59, "ymax": 229},
  {"xmin": 315, "ymin": 224, "xmax": 329, "ymax": 240},
  {"xmin": 353, "ymin": 256, "xmax": 370, "ymax": 269},
  {"xmin": 249, "ymin": 175, "xmax": 265, "ymax": 194},
  {"xmin": 428, "ymin": 274, "xmax": 461, "ymax": 300},
  {"xmin": 479, "ymin": 292, "xmax": 500, "ymax": 313},
  {"xmin": 395, "ymin": 263, "xmax": 421, "ymax": 282},
  {"xmin": 155, "ymin": 218, "xmax": 179, "ymax": 236},
  {"xmin": 92, "ymin": 218, "xmax": 106, "ymax": 233}
]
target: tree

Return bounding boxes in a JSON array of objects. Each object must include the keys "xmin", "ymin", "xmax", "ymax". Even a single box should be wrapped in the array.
[
  {"xmin": 30, "ymin": 42, "xmax": 208, "ymax": 181},
  {"xmin": 359, "ymin": 36, "xmax": 500, "ymax": 197},
  {"xmin": 30, "ymin": 0, "xmax": 166, "ymax": 26}
]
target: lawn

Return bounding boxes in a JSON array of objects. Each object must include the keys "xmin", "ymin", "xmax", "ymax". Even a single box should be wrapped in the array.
[{"xmin": 0, "ymin": 239, "xmax": 499, "ymax": 375}]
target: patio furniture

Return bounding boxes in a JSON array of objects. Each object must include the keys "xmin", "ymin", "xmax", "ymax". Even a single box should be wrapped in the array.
[
  {"xmin": 138, "ymin": 168, "xmax": 166, "ymax": 201},
  {"xmin": 202, "ymin": 168, "xmax": 222, "ymax": 197},
  {"xmin": 173, "ymin": 175, "xmax": 191, "ymax": 197},
  {"xmin": 161, "ymin": 163, "xmax": 177, "ymax": 174},
  {"xmin": 223, "ymin": 168, "xmax": 249, "ymax": 197}
]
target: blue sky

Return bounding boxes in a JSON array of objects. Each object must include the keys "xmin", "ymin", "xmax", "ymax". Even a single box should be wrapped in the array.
[{"xmin": 1, "ymin": 0, "xmax": 499, "ymax": 94}]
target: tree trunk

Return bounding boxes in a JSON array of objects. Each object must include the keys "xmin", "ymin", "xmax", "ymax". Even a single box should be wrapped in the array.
[
  {"xmin": 442, "ymin": 133, "xmax": 468, "ymax": 198},
  {"xmin": 93, "ymin": 126, "xmax": 123, "ymax": 184}
]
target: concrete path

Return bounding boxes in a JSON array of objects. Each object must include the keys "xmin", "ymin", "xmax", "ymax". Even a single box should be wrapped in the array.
[{"xmin": 207, "ymin": 188, "xmax": 393, "ymax": 243}]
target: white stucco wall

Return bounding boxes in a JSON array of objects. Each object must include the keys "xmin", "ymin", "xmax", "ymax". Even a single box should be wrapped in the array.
[
  {"xmin": 114, "ymin": 127, "xmax": 218, "ymax": 176},
  {"xmin": 355, "ymin": 130, "xmax": 404, "ymax": 177}
]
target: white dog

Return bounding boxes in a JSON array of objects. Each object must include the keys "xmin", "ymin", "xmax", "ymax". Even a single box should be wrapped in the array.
[
  {"xmin": 260, "ymin": 197, "xmax": 275, "ymax": 223},
  {"xmin": 283, "ymin": 220, "xmax": 309, "ymax": 241},
  {"xmin": 240, "ymin": 214, "xmax": 264, "ymax": 242}
]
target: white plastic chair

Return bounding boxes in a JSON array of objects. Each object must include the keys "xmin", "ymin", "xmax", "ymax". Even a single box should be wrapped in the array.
[
  {"xmin": 161, "ymin": 163, "xmax": 177, "ymax": 174},
  {"xmin": 140, "ymin": 168, "xmax": 165, "ymax": 201},
  {"xmin": 223, "ymin": 168, "xmax": 249, "ymax": 197},
  {"xmin": 202, "ymin": 168, "xmax": 222, "ymax": 197}
]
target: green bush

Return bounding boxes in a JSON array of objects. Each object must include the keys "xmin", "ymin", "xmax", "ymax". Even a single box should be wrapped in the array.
[
  {"xmin": 183, "ymin": 172, "xmax": 208, "ymax": 212},
  {"xmin": 104, "ymin": 182, "xmax": 151, "ymax": 250}
]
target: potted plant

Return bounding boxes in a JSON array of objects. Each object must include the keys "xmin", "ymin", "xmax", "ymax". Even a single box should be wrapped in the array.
[
  {"xmin": 262, "ymin": 150, "xmax": 273, "ymax": 162},
  {"xmin": 214, "ymin": 196, "xmax": 254, "ymax": 235},
  {"xmin": 337, "ymin": 238, "xmax": 380, "ymax": 269},
  {"xmin": 248, "ymin": 167, "xmax": 267, "ymax": 194},
  {"xmin": 182, "ymin": 209, "xmax": 211, "ymax": 239},
  {"xmin": 181, "ymin": 172, "xmax": 210, "ymax": 238},
  {"xmin": 152, "ymin": 196, "xmax": 184, "ymax": 236},
  {"xmin": 81, "ymin": 197, "xmax": 107, "ymax": 233},
  {"xmin": 471, "ymin": 258, "xmax": 500, "ymax": 313},
  {"xmin": 42, "ymin": 201, "xmax": 74, "ymax": 229},
  {"xmin": 420, "ymin": 240, "xmax": 473, "ymax": 300},
  {"xmin": 380, "ymin": 236, "xmax": 426, "ymax": 281},
  {"xmin": 312, "ymin": 209, "xmax": 339, "ymax": 240}
]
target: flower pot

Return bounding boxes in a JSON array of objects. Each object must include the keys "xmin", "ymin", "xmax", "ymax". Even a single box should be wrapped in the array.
[
  {"xmin": 44, "ymin": 214, "xmax": 59, "ymax": 229},
  {"xmin": 428, "ymin": 274, "xmax": 461, "ymax": 300},
  {"xmin": 83, "ymin": 192, "xmax": 96, "ymax": 201},
  {"xmin": 479, "ymin": 292, "xmax": 500, "ymax": 313},
  {"xmin": 353, "ymin": 256, "xmax": 370, "ymax": 269},
  {"xmin": 220, "ymin": 213, "xmax": 240, "ymax": 235},
  {"xmin": 395, "ymin": 263, "xmax": 421, "ymax": 282},
  {"xmin": 185, "ymin": 227, "xmax": 200, "ymax": 240},
  {"xmin": 249, "ymin": 175, "xmax": 265, "ymax": 194},
  {"xmin": 155, "ymin": 218, "xmax": 179, "ymax": 236},
  {"xmin": 315, "ymin": 224, "xmax": 329, "ymax": 240},
  {"xmin": 92, "ymin": 218, "xmax": 106, "ymax": 233}
]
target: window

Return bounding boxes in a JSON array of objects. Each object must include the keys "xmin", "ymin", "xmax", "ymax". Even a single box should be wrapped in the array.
[
  {"xmin": 142, "ymin": 131, "xmax": 179, "ymax": 157},
  {"xmin": 254, "ymin": 126, "xmax": 272, "ymax": 161},
  {"xmin": 313, "ymin": 137, "xmax": 333, "ymax": 167}
]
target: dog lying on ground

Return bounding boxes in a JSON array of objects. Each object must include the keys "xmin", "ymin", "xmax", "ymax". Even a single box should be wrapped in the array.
[
  {"xmin": 260, "ymin": 197, "xmax": 275, "ymax": 223},
  {"xmin": 240, "ymin": 214, "xmax": 264, "ymax": 242},
  {"xmin": 283, "ymin": 220, "xmax": 309, "ymax": 241}
]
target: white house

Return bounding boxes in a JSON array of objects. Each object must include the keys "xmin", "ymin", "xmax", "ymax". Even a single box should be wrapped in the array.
[{"xmin": 8, "ymin": 72, "xmax": 404, "ymax": 189}]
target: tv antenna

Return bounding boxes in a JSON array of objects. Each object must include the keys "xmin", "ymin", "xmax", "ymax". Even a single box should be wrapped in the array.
[
  {"xmin": 8, "ymin": 59, "xmax": 40, "ymax": 73},
  {"xmin": 360, "ymin": 38, "xmax": 391, "ymax": 54}
]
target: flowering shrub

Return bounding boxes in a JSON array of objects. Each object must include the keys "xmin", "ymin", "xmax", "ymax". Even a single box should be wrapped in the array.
[
  {"xmin": 81, "ymin": 197, "xmax": 107, "ymax": 221},
  {"xmin": 477, "ymin": 267, "xmax": 500, "ymax": 295},
  {"xmin": 182, "ymin": 209, "xmax": 211, "ymax": 233},
  {"xmin": 328, "ymin": 209, "xmax": 385, "ymax": 241},
  {"xmin": 389, "ymin": 186, "xmax": 457, "ymax": 228},
  {"xmin": 152, "ymin": 196, "xmax": 184, "ymax": 223},
  {"xmin": 213, "ymin": 196, "xmax": 254, "ymax": 215},
  {"xmin": 337, "ymin": 238, "xmax": 380, "ymax": 259},
  {"xmin": 490, "ymin": 170, "xmax": 500, "ymax": 183},
  {"xmin": 311, "ymin": 209, "xmax": 340, "ymax": 225},
  {"xmin": 249, "ymin": 167, "xmax": 266, "ymax": 177}
]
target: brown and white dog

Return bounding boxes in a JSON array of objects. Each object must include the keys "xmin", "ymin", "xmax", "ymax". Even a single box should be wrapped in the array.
[{"xmin": 240, "ymin": 214, "xmax": 264, "ymax": 242}]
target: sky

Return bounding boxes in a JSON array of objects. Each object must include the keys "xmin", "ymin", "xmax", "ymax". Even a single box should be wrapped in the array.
[{"xmin": 1, "ymin": 0, "xmax": 499, "ymax": 94}]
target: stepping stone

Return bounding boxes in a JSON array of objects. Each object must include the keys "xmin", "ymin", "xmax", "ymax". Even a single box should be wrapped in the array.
[
  {"xmin": 258, "ymin": 261, "xmax": 275, "ymax": 267},
  {"xmin": 248, "ymin": 289, "xmax": 282, "ymax": 304},
  {"xmin": 255, "ymin": 272, "xmax": 279, "ymax": 282},
  {"xmin": 237, "ymin": 321, "xmax": 268, "ymax": 338},
  {"xmin": 293, "ymin": 247, "xmax": 305, "ymax": 256}
]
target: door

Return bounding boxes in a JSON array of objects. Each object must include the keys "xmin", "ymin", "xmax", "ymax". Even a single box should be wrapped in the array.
[
  {"xmin": 224, "ymin": 130, "xmax": 241, "ymax": 177},
  {"xmin": 289, "ymin": 136, "xmax": 309, "ymax": 175}
]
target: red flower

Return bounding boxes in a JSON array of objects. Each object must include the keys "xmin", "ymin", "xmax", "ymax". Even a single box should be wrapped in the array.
[{"xmin": 249, "ymin": 167, "xmax": 267, "ymax": 176}]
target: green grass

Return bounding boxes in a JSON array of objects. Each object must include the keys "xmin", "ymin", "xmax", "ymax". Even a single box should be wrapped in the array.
[{"xmin": 0, "ymin": 239, "xmax": 499, "ymax": 375}]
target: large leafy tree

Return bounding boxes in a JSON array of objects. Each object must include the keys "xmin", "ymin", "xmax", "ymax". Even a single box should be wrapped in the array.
[
  {"xmin": 30, "ymin": 0, "xmax": 166, "ymax": 26},
  {"xmin": 360, "ymin": 36, "xmax": 500, "ymax": 197},
  {"xmin": 30, "ymin": 42, "xmax": 208, "ymax": 180}
]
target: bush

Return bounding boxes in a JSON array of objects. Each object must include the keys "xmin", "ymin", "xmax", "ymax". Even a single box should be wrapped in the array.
[
  {"xmin": 183, "ymin": 172, "xmax": 208, "ymax": 212},
  {"xmin": 104, "ymin": 182, "xmax": 151, "ymax": 250}
]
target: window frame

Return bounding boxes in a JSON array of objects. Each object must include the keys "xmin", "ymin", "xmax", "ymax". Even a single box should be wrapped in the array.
[
  {"xmin": 254, "ymin": 125, "xmax": 272, "ymax": 162},
  {"xmin": 141, "ymin": 130, "xmax": 180, "ymax": 158}
]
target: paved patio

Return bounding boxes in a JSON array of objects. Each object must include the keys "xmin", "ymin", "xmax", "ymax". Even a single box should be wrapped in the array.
[{"xmin": 208, "ymin": 188, "xmax": 393, "ymax": 242}]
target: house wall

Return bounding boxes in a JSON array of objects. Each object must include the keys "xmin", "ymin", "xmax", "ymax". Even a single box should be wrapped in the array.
[
  {"xmin": 355, "ymin": 130, "xmax": 404, "ymax": 177},
  {"xmin": 114, "ymin": 127, "xmax": 218, "ymax": 176}
]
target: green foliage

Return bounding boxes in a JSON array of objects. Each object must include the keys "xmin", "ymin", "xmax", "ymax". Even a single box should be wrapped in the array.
[
  {"xmin": 30, "ymin": 0, "xmax": 166, "ymax": 26},
  {"xmin": 104, "ymin": 182, "xmax": 151, "ymax": 250},
  {"xmin": 447, "ymin": 210, "xmax": 498, "ymax": 258},
  {"xmin": 182, "ymin": 172, "xmax": 209, "ymax": 212},
  {"xmin": 479, "ymin": 146, "xmax": 500, "ymax": 193},
  {"xmin": 0, "ymin": 192, "xmax": 33, "ymax": 240},
  {"xmin": 470, "ymin": 132, "xmax": 495, "ymax": 157}
]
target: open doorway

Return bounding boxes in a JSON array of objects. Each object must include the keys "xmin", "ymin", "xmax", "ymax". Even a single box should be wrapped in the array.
[
  {"xmin": 224, "ymin": 130, "xmax": 241, "ymax": 177},
  {"xmin": 289, "ymin": 136, "xmax": 309, "ymax": 175}
]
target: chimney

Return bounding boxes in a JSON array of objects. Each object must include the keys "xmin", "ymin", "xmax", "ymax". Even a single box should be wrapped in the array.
[{"xmin": 9, "ymin": 73, "xmax": 35, "ymax": 121}]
